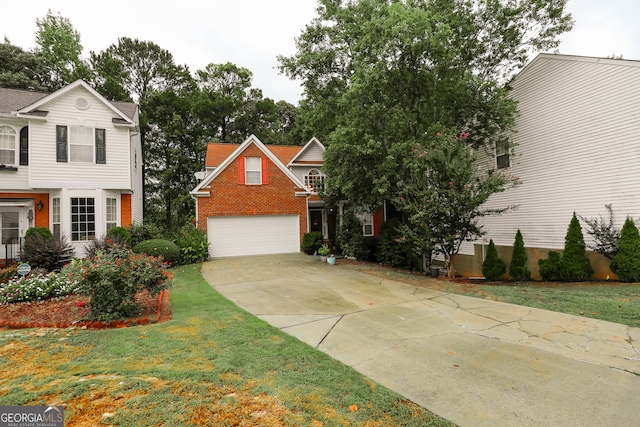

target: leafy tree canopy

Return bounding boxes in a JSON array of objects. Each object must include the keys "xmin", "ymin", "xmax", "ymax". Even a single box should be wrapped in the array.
[
  {"xmin": 0, "ymin": 37, "xmax": 50, "ymax": 91},
  {"xmin": 34, "ymin": 10, "xmax": 90, "ymax": 89},
  {"xmin": 280, "ymin": 0, "xmax": 573, "ymax": 209}
]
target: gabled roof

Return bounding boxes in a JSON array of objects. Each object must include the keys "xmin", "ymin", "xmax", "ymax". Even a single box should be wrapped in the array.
[
  {"xmin": 288, "ymin": 137, "xmax": 325, "ymax": 166},
  {"xmin": 0, "ymin": 88, "xmax": 48, "ymax": 115},
  {"xmin": 205, "ymin": 142, "xmax": 303, "ymax": 168},
  {"xmin": 3, "ymin": 80, "xmax": 137, "ymax": 126},
  {"xmin": 193, "ymin": 135, "xmax": 310, "ymax": 195}
]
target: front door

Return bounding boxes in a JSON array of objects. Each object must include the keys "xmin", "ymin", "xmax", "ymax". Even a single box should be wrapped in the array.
[{"xmin": 310, "ymin": 210, "xmax": 323, "ymax": 234}]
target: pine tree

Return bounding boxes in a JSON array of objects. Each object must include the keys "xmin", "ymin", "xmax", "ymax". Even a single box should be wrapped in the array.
[
  {"xmin": 610, "ymin": 218, "xmax": 640, "ymax": 282},
  {"xmin": 559, "ymin": 213, "xmax": 593, "ymax": 281},
  {"xmin": 482, "ymin": 239, "xmax": 506, "ymax": 281},
  {"xmin": 509, "ymin": 229, "xmax": 530, "ymax": 280}
]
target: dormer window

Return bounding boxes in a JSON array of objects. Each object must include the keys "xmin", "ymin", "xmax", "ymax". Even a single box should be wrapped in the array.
[{"xmin": 304, "ymin": 169, "xmax": 325, "ymax": 193}]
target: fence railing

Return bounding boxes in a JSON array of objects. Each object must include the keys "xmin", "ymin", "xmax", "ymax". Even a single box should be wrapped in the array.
[{"xmin": 3, "ymin": 236, "xmax": 22, "ymax": 267}]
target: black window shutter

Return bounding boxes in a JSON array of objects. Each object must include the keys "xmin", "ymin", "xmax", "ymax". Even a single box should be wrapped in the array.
[
  {"xmin": 19, "ymin": 126, "xmax": 28, "ymax": 165},
  {"xmin": 56, "ymin": 125, "xmax": 67, "ymax": 162},
  {"xmin": 95, "ymin": 128, "xmax": 106, "ymax": 164}
]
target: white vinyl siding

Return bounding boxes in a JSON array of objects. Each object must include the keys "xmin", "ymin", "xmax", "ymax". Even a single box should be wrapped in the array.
[
  {"xmin": 476, "ymin": 54, "xmax": 640, "ymax": 252},
  {"xmin": 27, "ymin": 86, "xmax": 131, "ymax": 188},
  {"xmin": 207, "ymin": 215, "xmax": 300, "ymax": 258}
]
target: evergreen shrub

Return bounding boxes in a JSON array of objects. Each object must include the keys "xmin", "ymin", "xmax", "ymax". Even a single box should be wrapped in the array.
[
  {"xmin": 106, "ymin": 226, "xmax": 131, "ymax": 245},
  {"xmin": 482, "ymin": 239, "xmax": 506, "ymax": 281},
  {"xmin": 538, "ymin": 251, "xmax": 562, "ymax": 281},
  {"xmin": 337, "ymin": 210, "xmax": 369, "ymax": 260},
  {"xmin": 509, "ymin": 229, "xmax": 530, "ymax": 280},
  {"xmin": 610, "ymin": 217, "xmax": 640, "ymax": 282},
  {"xmin": 559, "ymin": 213, "xmax": 593, "ymax": 281},
  {"xmin": 21, "ymin": 231, "xmax": 73, "ymax": 272},
  {"xmin": 376, "ymin": 218, "xmax": 420, "ymax": 270},
  {"xmin": 302, "ymin": 231, "xmax": 324, "ymax": 255}
]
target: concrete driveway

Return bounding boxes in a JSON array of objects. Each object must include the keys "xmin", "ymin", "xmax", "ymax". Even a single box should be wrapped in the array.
[{"xmin": 201, "ymin": 253, "xmax": 640, "ymax": 427}]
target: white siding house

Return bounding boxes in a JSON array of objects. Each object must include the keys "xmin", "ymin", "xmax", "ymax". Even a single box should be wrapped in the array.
[
  {"xmin": 0, "ymin": 80, "xmax": 142, "ymax": 261},
  {"xmin": 454, "ymin": 53, "xmax": 640, "ymax": 279}
]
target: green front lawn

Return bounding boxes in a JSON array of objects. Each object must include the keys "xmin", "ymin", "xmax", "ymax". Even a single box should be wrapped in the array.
[{"xmin": 0, "ymin": 265, "xmax": 454, "ymax": 426}]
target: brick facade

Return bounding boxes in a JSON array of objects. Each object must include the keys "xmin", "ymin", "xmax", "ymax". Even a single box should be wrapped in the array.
[{"xmin": 196, "ymin": 144, "xmax": 308, "ymax": 244}]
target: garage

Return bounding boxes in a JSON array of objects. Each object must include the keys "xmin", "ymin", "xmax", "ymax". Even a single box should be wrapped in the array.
[{"xmin": 207, "ymin": 215, "xmax": 301, "ymax": 258}]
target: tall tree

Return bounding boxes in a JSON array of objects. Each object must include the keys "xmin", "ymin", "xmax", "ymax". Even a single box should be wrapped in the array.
[
  {"xmin": 0, "ymin": 37, "xmax": 49, "ymax": 90},
  {"xmin": 394, "ymin": 130, "xmax": 519, "ymax": 276},
  {"xmin": 280, "ymin": 0, "xmax": 573, "ymax": 209},
  {"xmin": 91, "ymin": 37, "xmax": 192, "ymax": 103},
  {"xmin": 34, "ymin": 10, "xmax": 90, "ymax": 89},
  {"xmin": 143, "ymin": 87, "xmax": 206, "ymax": 231}
]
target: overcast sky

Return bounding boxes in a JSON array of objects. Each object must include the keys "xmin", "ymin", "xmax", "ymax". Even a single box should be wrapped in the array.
[{"xmin": 2, "ymin": 1, "xmax": 638, "ymax": 104}]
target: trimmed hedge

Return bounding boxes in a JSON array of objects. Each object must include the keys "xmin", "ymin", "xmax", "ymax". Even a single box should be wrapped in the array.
[{"xmin": 133, "ymin": 239, "xmax": 180, "ymax": 264}]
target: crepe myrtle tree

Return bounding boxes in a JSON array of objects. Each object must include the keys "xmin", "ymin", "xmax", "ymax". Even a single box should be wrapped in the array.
[{"xmin": 394, "ymin": 130, "xmax": 519, "ymax": 277}]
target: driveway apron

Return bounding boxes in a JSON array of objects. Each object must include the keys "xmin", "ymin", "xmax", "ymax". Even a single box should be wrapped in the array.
[{"xmin": 201, "ymin": 253, "xmax": 640, "ymax": 427}]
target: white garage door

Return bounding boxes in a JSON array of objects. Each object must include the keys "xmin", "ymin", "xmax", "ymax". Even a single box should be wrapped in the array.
[{"xmin": 207, "ymin": 215, "xmax": 300, "ymax": 258}]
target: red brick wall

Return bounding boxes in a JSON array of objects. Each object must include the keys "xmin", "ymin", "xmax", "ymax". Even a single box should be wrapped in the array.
[
  {"xmin": 0, "ymin": 192, "xmax": 50, "ymax": 227},
  {"xmin": 196, "ymin": 144, "xmax": 308, "ymax": 244},
  {"xmin": 121, "ymin": 194, "xmax": 132, "ymax": 228}
]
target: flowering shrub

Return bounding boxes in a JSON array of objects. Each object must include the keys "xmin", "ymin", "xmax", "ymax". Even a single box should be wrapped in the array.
[
  {"xmin": 0, "ymin": 264, "xmax": 18, "ymax": 285},
  {"xmin": 74, "ymin": 249, "xmax": 171, "ymax": 321},
  {"xmin": 176, "ymin": 221, "xmax": 210, "ymax": 265},
  {"xmin": 0, "ymin": 269, "xmax": 83, "ymax": 304}
]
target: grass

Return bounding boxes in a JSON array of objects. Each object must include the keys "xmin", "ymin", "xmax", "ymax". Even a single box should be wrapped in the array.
[
  {"xmin": 465, "ymin": 282, "xmax": 640, "ymax": 327},
  {"xmin": 0, "ymin": 265, "xmax": 455, "ymax": 427}
]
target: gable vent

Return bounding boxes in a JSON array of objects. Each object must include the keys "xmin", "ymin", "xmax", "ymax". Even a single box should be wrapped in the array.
[{"xmin": 75, "ymin": 97, "xmax": 89, "ymax": 110}]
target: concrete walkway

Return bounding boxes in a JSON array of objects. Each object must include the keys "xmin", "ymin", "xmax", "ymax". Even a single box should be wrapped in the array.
[{"xmin": 201, "ymin": 253, "xmax": 640, "ymax": 427}]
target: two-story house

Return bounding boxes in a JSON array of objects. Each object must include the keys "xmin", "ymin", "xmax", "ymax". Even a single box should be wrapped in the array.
[
  {"xmin": 0, "ymin": 80, "xmax": 143, "ymax": 262},
  {"xmin": 191, "ymin": 135, "xmax": 344, "ymax": 258}
]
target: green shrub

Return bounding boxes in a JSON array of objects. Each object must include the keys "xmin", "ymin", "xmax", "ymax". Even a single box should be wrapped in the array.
[
  {"xmin": 580, "ymin": 204, "xmax": 620, "ymax": 260},
  {"xmin": 75, "ymin": 250, "xmax": 171, "ymax": 321},
  {"xmin": 376, "ymin": 218, "xmax": 420, "ymax": 270},
  {"xmin": 482, "ymin": 239, "xmax": 506, "ymax": 281},
  {"xmin": 337, "ymin": 210, "xmax": 369, "ymax": 260},
  {"xmin": 128, "ymin": 223, "xmax": 164, "ymax": 247},
  {"xmin": 538, "ymin": 251, "xmax": 562, "ymax": 281},
  {"xmin": 559, "ymin": 213, "xmax": 593, "ymax": 281},
  {"xmin": 133, "ymin": 239, "xmax": 180, "ymax": 265},
  {"xmin": 610, "ymin": 217, "xmax": 640, "ymax": 282},
  {"xmin": 20, "ymin": 233, "xmax": 73, "ymax": 272},
  {"xmin": 106, "ymin": 226, "xmax": 131, "ymax": 245},
  {"xmin": 509, "ymin": 229, "xmax": 530, "ymax": 280},
  {"xmin": 176, "ymin": 221, "xmax": 210, "ymax": 264},
  {"xmin": 302, "ymin": 231, "xmax": 324, "ymax": 255},
  {"xmin": 25, "ymin": 226, "xmax": 53, "ymax": 240}
]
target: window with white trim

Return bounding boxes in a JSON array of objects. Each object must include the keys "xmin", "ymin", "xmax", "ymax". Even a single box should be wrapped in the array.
[
  {"xmin": 496, "ymin": 139, "xmax": 510, "ymax": 169},
  {"xmin": 69, "ymin": 126, "xmax": 94, "ymax": 162},
  {"xmin": 358, "ymin": 212, "xmax": 374, "ymax": 236},
  {"xmin": 0, "ymin": 125, "xmax": 16, "ymax": 165},
  {"xmin": 245, "ymin": 157, "xmax": 262, "ymax": 184},
  {"xmin": 106, "ymin": 197, "xmax": 117, "ymax": 231},
  {"xmin": 71, "ymin": 197, "xmax": 95, "ymax": 241},
  {"xmin": 304, "ymin": 169, "xmax": 325, "ymax": 193},
  {"xmin": 52, "ymin": 198, "xmax": 61, "ymax": 239}
]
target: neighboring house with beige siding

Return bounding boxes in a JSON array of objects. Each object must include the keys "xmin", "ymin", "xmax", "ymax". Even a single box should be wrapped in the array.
[
  {"xmin": 0, "ymin": 80, "xmax": 142, "ymax": 263},
  {"xmin": 454, "ymin": 53, "xmax": 640, "ymax": 279}
]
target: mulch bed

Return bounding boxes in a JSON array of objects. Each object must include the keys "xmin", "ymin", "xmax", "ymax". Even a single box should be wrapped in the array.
[{"xmin": 0, "ymin": 290, "xmax": 171, "ymax": 330}]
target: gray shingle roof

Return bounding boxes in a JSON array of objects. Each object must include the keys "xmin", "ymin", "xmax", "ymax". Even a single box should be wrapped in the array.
[{"xmin": 0, "ymin": 86, "xmax": 137, "ymax": 121}]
